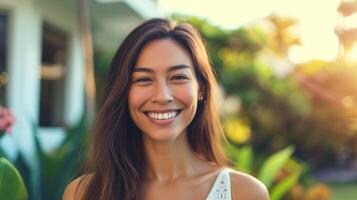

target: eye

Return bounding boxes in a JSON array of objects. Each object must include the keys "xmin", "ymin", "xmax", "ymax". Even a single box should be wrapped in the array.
[
  {"xmin": 171, "ymin": 75, "xmax": 189, "ymax": 81},
  {"xmin": 133, "ymin": 77, "xmax": 152, "ymax": 85}
]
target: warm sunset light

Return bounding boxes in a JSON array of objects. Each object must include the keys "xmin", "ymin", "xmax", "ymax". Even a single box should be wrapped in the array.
[
  {"xmin": 159, "ymin": 0, "xmax": 342, "ymax": 63},
  {"xmin": 346, "ymin": 44, "xmax": 357, "ymax": 61}
]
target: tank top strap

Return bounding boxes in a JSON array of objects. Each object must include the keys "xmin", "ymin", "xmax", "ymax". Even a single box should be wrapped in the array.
[{"xmin": 206, "ymin": 168, "xmax": 232, "ymax": 200}]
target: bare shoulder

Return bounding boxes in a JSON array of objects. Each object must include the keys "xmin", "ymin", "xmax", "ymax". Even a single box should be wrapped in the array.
[
  {"xmin": 62, "ymin": 173, "xmax": 93, "ymax": 200},
  {"xmin": 228, "ymin": 169, "xmax": 270, "ymax": 200}
]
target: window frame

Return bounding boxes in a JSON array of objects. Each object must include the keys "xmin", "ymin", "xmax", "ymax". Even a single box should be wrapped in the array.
[{"xmin": 39, "ymin": 21, "xmax": 69, "ymax": 128}]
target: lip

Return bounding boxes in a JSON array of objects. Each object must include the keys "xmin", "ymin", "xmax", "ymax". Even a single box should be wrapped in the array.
[
  {"xmin": 144, "ymin": 109, "xmax": 181, "ymax": 113},
  {"xmin": 143, "ymin": 109, "xmax": 182, "ymax": 125}
]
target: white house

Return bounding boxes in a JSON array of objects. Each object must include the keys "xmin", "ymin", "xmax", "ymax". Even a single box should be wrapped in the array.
[{"xmin": 0, "ymin": 0, "xmax": 160, "ymax": 166}]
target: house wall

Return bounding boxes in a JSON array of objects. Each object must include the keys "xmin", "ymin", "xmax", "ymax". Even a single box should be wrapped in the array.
[
  {"xmin": 0, "ymin": 0, "xmax": 43, "ymax": 163},
  {"xmin": 34, "ymin": 0, "xmax": 85, "ymax": 152},
  {"xmin": 0, "ymin": 0, "xmax": 85, "ymax": 161}
]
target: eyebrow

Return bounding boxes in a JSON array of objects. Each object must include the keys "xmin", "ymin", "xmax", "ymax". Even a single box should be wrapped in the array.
[{"xmin": 133, "ymin": 64, "xmax": 191, "ymax": 73}]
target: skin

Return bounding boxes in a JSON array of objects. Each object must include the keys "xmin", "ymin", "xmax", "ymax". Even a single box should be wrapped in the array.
[{"xmin": 62, "ymin": 38, "xmax": 270, "ymax": 200}]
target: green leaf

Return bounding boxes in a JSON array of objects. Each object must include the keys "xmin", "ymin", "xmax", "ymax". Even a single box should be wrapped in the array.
[
  {"xmin": 235, "ymin": 146, "xmax": 253, "ymax": 174},
  {"xmin": 258, "ymin": 146, "xmax": 294, "ymax": 188},
  {"xmin": 44, "ymin": 114, "xmax": 88, "ymax": 200},
  {"xmin": 0, "ymin": 157, "xmax": 27, "ymax": 200},
  {"xmin": 270, "ymin": 170, "xmax": 301, "ymax": 200}
]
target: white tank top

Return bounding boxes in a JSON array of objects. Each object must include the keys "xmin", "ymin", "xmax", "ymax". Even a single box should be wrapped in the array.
[{"xmin": 206, "ymin": 168, "xmax": 232, "ymax": 200}]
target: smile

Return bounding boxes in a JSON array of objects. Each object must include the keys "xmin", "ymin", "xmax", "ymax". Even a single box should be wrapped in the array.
[{"xmin": 144, "ymin": 110, "xmax": 182, "ymax": 120}]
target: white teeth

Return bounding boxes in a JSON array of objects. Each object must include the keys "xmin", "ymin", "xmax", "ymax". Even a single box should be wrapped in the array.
[{"xmin": 147, "ymin": 111, "xmax": 179, "ymax": 120}]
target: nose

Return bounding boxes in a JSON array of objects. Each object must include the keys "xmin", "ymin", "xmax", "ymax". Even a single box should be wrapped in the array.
[{"xmin": 151, "ymin": 80, "xmax": 173, "ymax": 104}]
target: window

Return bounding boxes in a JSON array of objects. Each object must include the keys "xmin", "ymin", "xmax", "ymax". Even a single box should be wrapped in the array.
[
  {"xmin": 0, "ymin": 12, "xmax": 8, "ymax": 106},
  {"xmin": 39, "ymin": 23, "xmax": 68, "ymax": 127}
]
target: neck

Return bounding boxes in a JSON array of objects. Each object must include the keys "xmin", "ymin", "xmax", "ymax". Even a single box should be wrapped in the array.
[{"xmin": 143, "ymin": 131, "xmax": 205, "ymax": 183}]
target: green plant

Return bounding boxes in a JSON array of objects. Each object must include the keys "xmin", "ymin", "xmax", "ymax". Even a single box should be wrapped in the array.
[
  {"xmin": 225, "ymin": 144, "xmax": 303, "ymax": 200},
  {"xmin": 174, "ymin": 15, "xmax": 357, "ymax": 170},
  {"xmin": 0, "ymin": 157, "xmax": 27, "ymax": 200},
  {"xmin": 8, "ymin": 114, "xmax": 89, "ymax": 200}
]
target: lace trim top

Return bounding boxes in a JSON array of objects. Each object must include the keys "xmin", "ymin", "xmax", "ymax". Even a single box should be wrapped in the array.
[{"xmin": 206, "ymin": 168, "xmax": 232, "ymax": 200}]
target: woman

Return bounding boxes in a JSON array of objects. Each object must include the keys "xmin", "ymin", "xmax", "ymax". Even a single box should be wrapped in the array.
[{"xmin": 63, "ymin": 18, "xmax": 269, "ymax": 200}]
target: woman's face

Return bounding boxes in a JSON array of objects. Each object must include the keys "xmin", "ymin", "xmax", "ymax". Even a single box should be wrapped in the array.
[{"xmin": 128, "ymin": 38, "xmax": 200, "ymax": 142}]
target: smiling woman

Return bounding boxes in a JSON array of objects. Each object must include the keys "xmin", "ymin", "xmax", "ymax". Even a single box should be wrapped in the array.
[
  {"xmin": 62, "ymin": 18, "xmax": 269, "ymax": 200},
  {"xmin": 129, "ymin": 39, "xmax": 200, "ymax": 142}
]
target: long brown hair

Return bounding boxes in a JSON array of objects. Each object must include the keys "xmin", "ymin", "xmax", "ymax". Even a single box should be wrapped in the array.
[{"xmin": 80, "ymin": 18, "xmax": 227, "ymax": 200}]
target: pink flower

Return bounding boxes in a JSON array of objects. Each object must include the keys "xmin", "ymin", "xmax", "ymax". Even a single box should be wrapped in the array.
[{"xmin": 0, "ymin": 106, "xmax": 15, "ymax": 134}]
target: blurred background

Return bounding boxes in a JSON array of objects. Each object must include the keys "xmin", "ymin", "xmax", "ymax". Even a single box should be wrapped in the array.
[{"xmin": 0, "ymin": 0, "xmax": 356, "ymax": 199}]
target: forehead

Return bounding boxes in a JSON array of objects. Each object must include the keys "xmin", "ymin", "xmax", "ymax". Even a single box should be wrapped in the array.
[{"xmin": 134, "ymin": 38, "xmax": 194, "ymax": 71}]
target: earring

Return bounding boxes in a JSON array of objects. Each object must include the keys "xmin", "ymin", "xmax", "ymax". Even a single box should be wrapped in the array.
[
  {"xmin": 198, "ymin": 91, "xmax": 203, "ymax": 99},
  {"xmin": 198, "ymin": 95, "xmax": 205, "ymax": 104}
]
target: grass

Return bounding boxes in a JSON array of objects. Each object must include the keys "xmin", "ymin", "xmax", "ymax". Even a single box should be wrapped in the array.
[{"xmin": 328, "ymin": 181, "xmax": 357, "ymax": 200}]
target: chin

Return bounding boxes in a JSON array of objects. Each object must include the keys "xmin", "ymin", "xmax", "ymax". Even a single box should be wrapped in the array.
[{"xmin": 142, "ymin": 129, "xmax": 183, "ymax": 142}]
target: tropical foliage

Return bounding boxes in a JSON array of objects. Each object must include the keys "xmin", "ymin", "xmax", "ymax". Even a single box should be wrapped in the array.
[
  {"xmin": 173, "ymin": 14, "xmax": 357, "ymax": 170},
  {"xmin": 0, "ymin": 107, "xmax": 88, "ymax": 200},
  {"xmin": 171, "ymin": 13, "xmax": 357, "ymax": 199},
  {"xmin": 0, "ymin": 158, "xmax": 27, "ymax": 200}
]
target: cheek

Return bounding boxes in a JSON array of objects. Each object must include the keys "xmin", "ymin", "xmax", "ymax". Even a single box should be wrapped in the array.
[
  {"xmin": 128, "ymin": 87, "xmax": 148, "ymax": 112},
  {"xmin": 174, "ymin": 83, "xmax": 199, "ymax": 107}
]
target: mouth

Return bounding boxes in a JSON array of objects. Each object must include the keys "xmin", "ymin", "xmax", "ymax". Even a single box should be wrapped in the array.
[{"xmin": 143, "ymin": 109, "xmax": 182, "ymax": 120}]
